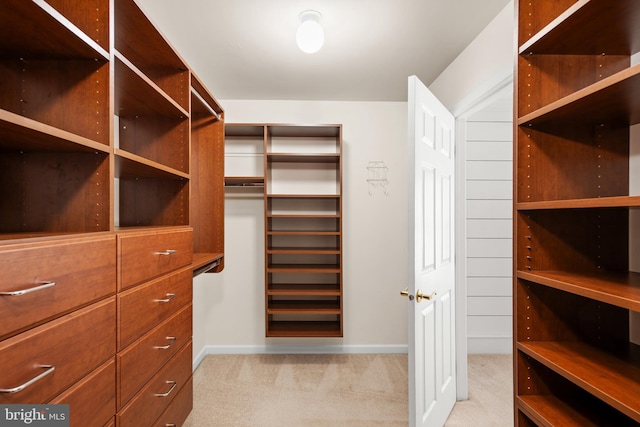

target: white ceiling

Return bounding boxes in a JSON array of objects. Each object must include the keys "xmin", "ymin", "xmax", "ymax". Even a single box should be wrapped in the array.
[{"xmin": 135, "ymin": 0, "xmax": 511, "ymax": 102}]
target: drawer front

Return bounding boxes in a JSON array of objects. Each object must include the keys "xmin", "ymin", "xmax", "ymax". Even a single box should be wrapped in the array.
[
  {"xmin": 0, "ymin": 234, "xmax": 116, "ymax": 339},
  {"xmin": 152, "ymin": 376, "xmax": 193, "ymax": 427},
  {"xmin": 118, "ymin": 228, "xmax": 193, "ymax": 290},
  {"xmin": 50, "ymin": 358, "xmax": 116, "ymax": 427},
  {"xmin": 118, "ymin": 304, "xmax": 192, "ymax": 408},
  {"xmin": 118, "ymin": 266, "xmax": 192, "ymax": 350},
  {"xmin": 0, "ymin": 297, "xmax": 116, "ymax": 404},
  {"xmin": 118, "ymin": 340, "xmax": 192, "ymax": 427}
]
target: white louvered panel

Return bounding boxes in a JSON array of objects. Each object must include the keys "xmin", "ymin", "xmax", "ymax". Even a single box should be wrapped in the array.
[
  {"xmin": 466, "ymin": 160, "xmax": 512, "ymax": 180},
  {"xmin": 467, "ymin": 296, "xmax": 512, "ymax": 316},
  {"xmin": 466, "ymin": 219, "xmax": 512, "ymax": 239},
  {"xmin": 466, "ymin": 238, "xmax": 512, "ymax": 258},
  {"xmin": 467, "ymin": 258, "xmax": 512, "ymax": 277},
  {"xmin": 467, "ymin": 277, "xmax": 512, "ymax": 297},
  {"xmin": 466, "ymin": 121, "xmax": 512, "ymax": 142},
  {"xmin": 466, "ymin": 181, "xmax": 512, "ymax": 200},
  {"xmin": 466, "ymin": 141, "xmax": 513, "ymax": 160}
]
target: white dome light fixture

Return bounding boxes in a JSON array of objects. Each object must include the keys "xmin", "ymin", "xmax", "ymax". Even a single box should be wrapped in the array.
[{"xmin": 296, "ymin": 10, "xmax": 324, "ymax": 54}]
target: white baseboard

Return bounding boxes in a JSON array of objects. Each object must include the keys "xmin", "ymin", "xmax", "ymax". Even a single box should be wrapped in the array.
[
  {"xmin": 193, "ymin": 344, "xmax": 408, "ymax": 370},
  {"xmin": 468, "ymin": 337, "xmax": 512, "ymax": 354}
]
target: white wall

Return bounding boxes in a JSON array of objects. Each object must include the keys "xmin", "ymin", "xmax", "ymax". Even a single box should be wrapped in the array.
[
  {"xmin": 191, "ymin": 1, "xmax": 517, "ymax": 362},
  {"xmin": 429, "ymin": 1, "xmax": 514, "ymax": 113},
  {"xmin": 193, "ymin": 100, "xmax": 408, "ymax": 362},
  {"xmin": 463, "ymin": 94, "xmax": 513, "ymax": 354}
]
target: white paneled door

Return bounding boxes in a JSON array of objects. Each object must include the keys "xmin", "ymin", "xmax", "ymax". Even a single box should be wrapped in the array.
[{"xmin": 406, "ymin": 75, "xmax": 456, "ymax": 427}]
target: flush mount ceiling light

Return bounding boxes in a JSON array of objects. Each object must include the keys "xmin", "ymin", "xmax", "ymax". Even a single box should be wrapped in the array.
[{"xmin": 296, "ymin": 10, "xmax": 324, "ymax": 54}]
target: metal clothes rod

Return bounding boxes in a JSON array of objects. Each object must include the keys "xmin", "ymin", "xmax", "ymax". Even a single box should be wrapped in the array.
[{"xmin": 191, "ymin": 87, "xmax": 221, "ymax": 121}]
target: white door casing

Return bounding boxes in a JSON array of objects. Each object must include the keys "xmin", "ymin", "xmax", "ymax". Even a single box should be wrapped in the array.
[{"xmin": 407, "ymin": 75, "xmax": 457, "ymax": 427}]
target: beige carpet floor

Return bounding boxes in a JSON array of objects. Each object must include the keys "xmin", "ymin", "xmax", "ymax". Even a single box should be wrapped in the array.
[{"xmin": 183, "ymin": 353, "xmax": 512, "ymax": 427}]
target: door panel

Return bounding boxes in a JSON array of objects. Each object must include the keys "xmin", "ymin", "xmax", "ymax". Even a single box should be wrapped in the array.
[{"xmin": 408, "ymin": 75, "xmax": 457, "ymax": 427}]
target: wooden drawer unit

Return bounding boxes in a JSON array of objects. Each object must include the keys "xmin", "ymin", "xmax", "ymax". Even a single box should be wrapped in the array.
[
  {"xmin": 118, "ymin": 304, "xmax": 192, "ymax": 408},
  {"xmin": 0, "ymin": 234, "xmax": 116, "ymax": 339},
  {"xmin": 152, "ymin": 376, "xmax": 193, "ymax": 427},
  {"xmin": 117, "ymin": 266, "xmax": 192, "ymax": 350},
  {"xmin": 0, "ymin": 297, "xmax": 116, "ymax": 404},
  {"xmin": 118, "ymin": 228, "xmax": 193, "ymax": 291},
  {"xmin": 50, "ymin": 358, "xmax": 116, "ymax": 427},
  {"xmin": 117, "ymin": 340, "xmax": 192, "ymax": 427}
]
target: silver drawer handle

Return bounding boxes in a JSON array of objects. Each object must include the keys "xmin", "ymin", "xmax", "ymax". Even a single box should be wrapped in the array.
[
  {"xmin": 156, "ymin": 250, "xmax": 177, "ymax": 256},
  {"xmin": 154, "ymin": 293, "xmax": 176, "ymax": 303},
  {"xmin": 166, "ymin": 424, "xmax": 177, "ymax": 427},
  {"xmin": 0, "ymin": 365, "xmax": 55, "ymax": 393},
  {"xmin": 154, "ymin": 336, "xmax": 177, "ymax": 350},
  {"xmin": 0, "ymin": 281, "xmax": 56, "ymax": 296},
  {"xmin": 154, "ymin": 380, "xmax": 177, "ymax": 397}
]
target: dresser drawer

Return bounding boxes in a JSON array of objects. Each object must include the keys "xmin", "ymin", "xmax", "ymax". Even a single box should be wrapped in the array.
[
  {"xmin": 50, "ymin": 358, "xmax": 116, "ymax": 427},
  {"xmin": 118, "ymin": 304, "xmax": 192, "ymax": 408},
  {"xmin": 118, "ymin": 228, "xmax": 193, "ymax": 291},
  {"xmin": 0, "ymin": 234, "xmax": 116, "ymax": 339},
  {"xmin": 0, "ymin": 297, "xmax": 116, "ymax": 404},
  {"xmin": 118, "ymin": 340, "xmax": 192, "ymax": 427},
  {"xmin": 118, "ymin": 266, "xmax": 192, "ymax": 350},
  {"xmin": 152, "ymin": 376, "xmax": 193, "ymax": 427}
]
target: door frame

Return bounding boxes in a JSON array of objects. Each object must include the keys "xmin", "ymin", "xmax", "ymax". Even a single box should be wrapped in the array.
[{"xmin": 451, "ymin": 69, "xmax": 513, "ymax": 400}]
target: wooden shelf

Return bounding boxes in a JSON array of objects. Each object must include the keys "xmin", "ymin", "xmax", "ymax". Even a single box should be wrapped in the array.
[
  {"xmin": 224, "ymin": 176, "xmax": 264, "ymax": 187},
  {"xmin": 268, "ymin": 283, "xmax": 341, "ymax": 296},
  {"xmin": 266, "ymin": 321, "xmax": 342, "ymax": 337},
  {"xmin": 518, "ymin": 341, "xmax": 640, "ymax": 423},
  {"xmin": 268, "ymin": 125, "xmax": 341, "ymax": 138},
  {"xmin": 518, "ymin": 395, "xmax": 603, "ymax": 427},
  {"xmin": 114, "ymin": 150, "xmax": 189, "ymax": 180},
  {"xmin": 114, "ymin": 0, "xmax": 189, "ymax": 111},
  {"xmin": 267, "ymin": 230, "xmax": 340, "ymax": 236},
  {"xmin": 517, "ymin": 196, "xmax": 640, "ymax": 210},
  {"xmin": 192, "ymin": 252, "xmax": 224, "ymax": 276},
  {"xmin": 267, "ymin": 300, "xmax": 341, "ymax": 314},
  {"xmin": 0, "ymin": 109, "xmax": 110, "ymax": 153},
  {"xmin": 267, "ymin": 194, "xmax": 340, "ymax": 199},
  {"xmin": 519, "ymin": 0, "xmax": 640, "ymax": 55},
  {"xmin": 518, "ymin": 64, "xmax": 640, "ymax": 128},
  {"xmin": 267, "ymin": 153, "xmax": 340, "ymax": 163},
  {"xmin": 267, "ymin": 264, "xmax": 341, "ymax": 273},
  {"xmin": 262, "ymin": 123, "xmax": 342, "ymax": 337},
  {"xmin": 114, "ymin": 54, "xmax": 188, "ymax": 118},
  {"xmin": 267, "ymin": 247, "xmax": 340, "ymax": 255},
  {"xmin": 225, "ymin": 124, "xmax": 265, "ymax": 137},
  {"xmin": 0, "ymin": 0, "xmax": 109, "ymax": 60},
  {"xmin": 515, "ymin": 2, "xmax": 638, "ymax": 425},
  {"xmin": 517, "ymin": 270, "xmax": 640, "ymax": 312}
]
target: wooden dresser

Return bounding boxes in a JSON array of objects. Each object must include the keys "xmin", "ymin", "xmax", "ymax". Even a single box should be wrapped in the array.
[{"xmin": 0, "ymin": 0, "xmax": 224, "ymax": 426}]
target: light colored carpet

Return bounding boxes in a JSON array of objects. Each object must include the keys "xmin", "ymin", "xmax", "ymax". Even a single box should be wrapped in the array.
[{"xmin": 183, "ymin": 354, "xmax": 512, "ymax": 426}]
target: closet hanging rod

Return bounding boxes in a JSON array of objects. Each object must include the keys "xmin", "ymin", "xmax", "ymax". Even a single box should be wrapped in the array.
[{"xmin": 191, "ymin": 87, "xmax": 221, "ymax": 121}]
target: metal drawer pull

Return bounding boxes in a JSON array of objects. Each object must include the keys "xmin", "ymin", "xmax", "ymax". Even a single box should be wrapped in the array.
[
  {"xmin": 154, "ymin": 336, "xmax": 177, "ymax": 350},
  {"xmin": 166, "ymin": 424, "xmax": 177, "ymax": 427},
  {"xmin": 0, "ymin": 281, "xmax": 56, "ymax": 296},
  {"xmin": 0, "ymin": 365, "xmax": 55, "ymax": 393},
  {"xmin": 154, "ymin": 381, "xmax": 177, "ymax": 397},
  {"xmin": 154, "ymin": 293, "xmax": 177, "ymax": 303},
  {"xmin": 156, "ymin": 250, "xmax": 177, "ymax": 256}
]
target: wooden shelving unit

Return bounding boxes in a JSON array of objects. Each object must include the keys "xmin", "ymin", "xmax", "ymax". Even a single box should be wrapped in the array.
[
  {"xmin": 264, "ymin": 124, "xmax": 343, "ymax": 337},
  {"xmin": 514, "ymin": 1, "xmax": 640, "ymax": 425},
  {"xmin": 224, "ymin": 124, "xmax": 265, "ymax": 191},
  {"xmin": 0, "ymin": 0, "xmax": 224, "ymax": 425}
]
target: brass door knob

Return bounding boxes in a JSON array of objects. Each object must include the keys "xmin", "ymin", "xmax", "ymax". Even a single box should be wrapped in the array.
[
  {"xmin": 416, "ymin": 289, "xmax": 436, "ymax": 303},
  {"xmin": 400, "ymin": 287, "xmax": 414, "ymax": 301}
]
